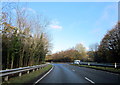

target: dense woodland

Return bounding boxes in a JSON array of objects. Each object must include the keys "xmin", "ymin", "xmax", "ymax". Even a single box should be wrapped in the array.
[
  {"xmin": 1, "ymin": 3, "xmax": 51, "ymax": 70},
  {"xmin": 46, "ymin": 22, "xmax": 120, "ymax": 63}
]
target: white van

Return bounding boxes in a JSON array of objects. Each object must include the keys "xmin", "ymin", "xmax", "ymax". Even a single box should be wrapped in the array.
[{"xmin": 74, "ymin": 60, "xmax": 80, "ymax": 64}]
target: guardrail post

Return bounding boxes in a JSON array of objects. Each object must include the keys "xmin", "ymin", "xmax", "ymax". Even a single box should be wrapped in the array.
[
  {"xmin": 19, "ymin": 72, "xmax": 22, "ymax": 76},
  {"xmin": 4, "ymin": 76, "xmax": 8, "ymax": 81},
  {"xmin": 37, "ymin": 68, "xmax": 38, "ymax": 70},
  {"xmin": 27, "ymin": 71, "xmax": 29, "ymax": 74},
  {"xmin": 115, "ymin": 62, "xmax": 117, "ymax": 69},
  {"xmin": 88, "ymin": 62, "xmax": 90, "ymax": 66},
  {"xmin": 33, "ymin": 69, "xmax": 35, "ymax": 72}
]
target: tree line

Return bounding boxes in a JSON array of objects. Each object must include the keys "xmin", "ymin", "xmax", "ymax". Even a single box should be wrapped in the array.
[
  {"xmin": 89, "ymin": 22, "xmax": 120, "ymax": 63},
  {"xmin": 46, "ymin": 49, "xmax": 80, "ymax": 62},
  {"xmin": 1, "ymin": 3, "xmax": 51, "ymax": 70},
  {"xmin": 46, "ymin": 22, "xmax": 120, "ymax": 63},
  {"xmin": 46, "ymin": 43, "xmax": 88, "ymax": 62}
]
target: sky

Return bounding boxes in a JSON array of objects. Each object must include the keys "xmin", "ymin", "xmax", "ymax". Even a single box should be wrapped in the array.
[{"xmin": 16, "ymin": 2, "xmax": 118, "ymax": 53}]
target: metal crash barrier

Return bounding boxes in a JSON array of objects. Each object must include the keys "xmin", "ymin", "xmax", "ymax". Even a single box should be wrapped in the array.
[{"xmin": 0, "ymin": 64, "xmax": 49, "ymax": 81}]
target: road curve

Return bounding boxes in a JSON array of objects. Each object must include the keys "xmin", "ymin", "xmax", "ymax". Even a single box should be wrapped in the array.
[{"xmin": 36, "ymin": 63, "xmax": 120, "ymax": 84}]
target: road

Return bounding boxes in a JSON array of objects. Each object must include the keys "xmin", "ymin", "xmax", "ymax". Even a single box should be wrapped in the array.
[{"xmin": 36, "ymin": 63, "xmax": 120, "ymax": 84}]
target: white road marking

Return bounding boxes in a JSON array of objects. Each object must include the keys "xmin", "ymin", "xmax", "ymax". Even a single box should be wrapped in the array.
[
  {"xmin": 85, "ymin": 77, "xmax": 95, "ymax": 84},
  {"xmin": 34, "ymin": 66, "xmax": 54, "ymax": 85}
]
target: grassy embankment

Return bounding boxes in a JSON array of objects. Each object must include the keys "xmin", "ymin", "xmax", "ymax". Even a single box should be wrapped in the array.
[
  {"xmin": 2, "ymin": 64, "xmax": 53, "ymax": 84},
  {"xmin": 71, "ymin": 64, "xmax": 120, "ymax": 74}
]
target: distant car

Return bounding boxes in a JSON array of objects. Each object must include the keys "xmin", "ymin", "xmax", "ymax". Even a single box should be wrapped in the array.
[{"xmin": 74, "ymin": 60, "xmax": 80, "ymax": 64}]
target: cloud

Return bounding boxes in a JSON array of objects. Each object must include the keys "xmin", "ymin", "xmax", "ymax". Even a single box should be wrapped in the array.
[
  {"xmin": 50, "ymin": 25, "xmax": 63, "ymax": 29},
  {"xmin": 49, "ymin": 19, "xmax": 63, "ymax": 29}
]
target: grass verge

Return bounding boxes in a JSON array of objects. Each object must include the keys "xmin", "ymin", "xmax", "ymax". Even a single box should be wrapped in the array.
[
  {"xmin": 2, "ymin": 64, "xmax": 52, "ymax": 85},
  {"xmin": 71, "ymin": 64, "xmax": 120, "ymax": 74}
]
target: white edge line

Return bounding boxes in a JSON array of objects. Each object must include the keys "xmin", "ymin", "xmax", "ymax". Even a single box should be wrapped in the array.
[
  {"xmin": 34, "ymin": 65, "xmax": 54, "ymax": 85},
  {"xmin": 85, "ymin": 77, "xmax": 95, "ymax": 84}
]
